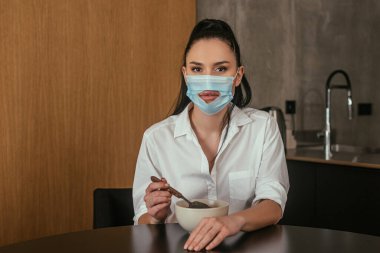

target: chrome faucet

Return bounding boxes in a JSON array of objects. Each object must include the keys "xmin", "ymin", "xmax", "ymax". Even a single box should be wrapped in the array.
[{"xmin": 325, "ymin": 69, "xmax": 353, "ymax": 159}]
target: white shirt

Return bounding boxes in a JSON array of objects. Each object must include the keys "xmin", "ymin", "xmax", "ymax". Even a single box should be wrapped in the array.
[{"xmin": 133, "ymin": 104, "xmax": 289, "ymax": 224}]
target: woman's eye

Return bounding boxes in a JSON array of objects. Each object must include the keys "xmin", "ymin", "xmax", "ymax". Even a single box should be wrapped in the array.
[
  {"xmin": 191, "ymin": 67, "xmax": 201, "ymax": 72},
  {"xmin": 216, "ymin": 66, "xmax": 227, "ymax": 72}
]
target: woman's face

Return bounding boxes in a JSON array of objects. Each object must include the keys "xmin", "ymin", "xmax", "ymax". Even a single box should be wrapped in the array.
[{"xmin": 182, "ymin": 38, "xmax": 244, "ymax": 103}]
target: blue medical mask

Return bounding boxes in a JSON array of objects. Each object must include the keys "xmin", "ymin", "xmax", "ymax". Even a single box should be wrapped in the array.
[{"xmin": 185, "ymin": 73, "xmax": 238, "ymax": 115}]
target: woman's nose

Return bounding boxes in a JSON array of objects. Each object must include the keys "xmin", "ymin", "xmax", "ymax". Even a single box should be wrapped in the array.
[{"xmin": 203, "ymin": 68, "xmax": 212, "ymax": 75}]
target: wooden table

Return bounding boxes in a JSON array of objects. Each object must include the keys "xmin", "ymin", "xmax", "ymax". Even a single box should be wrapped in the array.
[{"xmin": 1, "ymin": 224, "xmax": 379, "ymax": 252}]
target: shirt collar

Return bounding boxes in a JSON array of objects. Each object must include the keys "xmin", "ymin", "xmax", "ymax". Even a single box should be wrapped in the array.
[
  {"xmin": 173, "ymin": 103, "xmax": 194, "ymax": 138},
  {"xmin": 230, "ymin": 105, "xmax": 253, "ymax": 127},
  {"xmin": 173, "ymin": 103, "xmax": 253, "ymax": 139}
]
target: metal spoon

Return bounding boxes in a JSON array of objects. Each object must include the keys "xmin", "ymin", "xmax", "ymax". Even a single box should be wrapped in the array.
[{"xmin": 150, "ymin": 176, "xmax": 210, "ymax": 209}]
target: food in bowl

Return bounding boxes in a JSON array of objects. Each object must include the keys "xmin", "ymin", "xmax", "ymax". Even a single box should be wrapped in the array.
[{"xmin": 175, "ymin": 199, "xmax": 229, "ymax": 232}]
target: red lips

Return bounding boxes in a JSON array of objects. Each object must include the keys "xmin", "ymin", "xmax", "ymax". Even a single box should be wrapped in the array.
[{"xmin": 198, "ymin": 90, "xmax": 220, "ymax": 103}]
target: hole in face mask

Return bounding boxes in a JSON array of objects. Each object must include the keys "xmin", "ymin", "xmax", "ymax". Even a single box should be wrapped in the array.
[{"xmin": 198, "ymin": 90, "xmax": 220, "ymax": 103}]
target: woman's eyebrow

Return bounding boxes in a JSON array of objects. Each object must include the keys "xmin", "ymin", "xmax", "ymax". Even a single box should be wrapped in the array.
[
  {"xmin": 189, "ymin": 61, "xmax": 203, "ymax": 66},
  {"xmin": 188, "ymin": 60, "xmax": 230, "ymax": 66},
  {"xmin": 213, "ymin": 61, "xmax": 230, "ymax": 66}
]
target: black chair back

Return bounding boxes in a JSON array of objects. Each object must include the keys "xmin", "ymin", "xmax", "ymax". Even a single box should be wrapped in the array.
[{"xmin": 93, "ymin": 188, "xmax": 134, "ymax": 229}]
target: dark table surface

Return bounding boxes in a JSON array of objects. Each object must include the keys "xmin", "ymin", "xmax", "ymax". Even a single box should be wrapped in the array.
[{"xmin": 1, "ymin": 224, "xmax": 379, "ymax": 253}]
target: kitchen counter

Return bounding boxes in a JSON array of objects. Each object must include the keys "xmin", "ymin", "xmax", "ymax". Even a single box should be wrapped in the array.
[
  {"xmin": 283, "ymin": 158, "xmax": 380, "ymax": 236},
  {"xmin": 286, "ymin": 148, "xmax": 380, "ymax": 169}
]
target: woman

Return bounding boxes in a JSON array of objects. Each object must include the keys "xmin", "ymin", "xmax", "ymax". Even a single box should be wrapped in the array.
[{"xmin": 133, "ymin": 19, "xmax": 289, "ymax": 251}]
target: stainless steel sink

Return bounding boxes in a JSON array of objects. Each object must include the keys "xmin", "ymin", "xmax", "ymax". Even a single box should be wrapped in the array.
[
  {"xmin": 332, "ymin": 144, "xmax": 380, "ymax": 154},
  {"xmin": 292, "ymin": 144, "xmax": 380, "ymax": 165},
  {"xmin": 298, "ymin": 144, "xmax": 380, "ymax": 154}
]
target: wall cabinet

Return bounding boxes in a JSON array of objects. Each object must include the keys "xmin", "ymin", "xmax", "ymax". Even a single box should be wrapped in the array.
[{"xmin": 0, "ymin": 0, "xmax": 195, "ymax": 246}]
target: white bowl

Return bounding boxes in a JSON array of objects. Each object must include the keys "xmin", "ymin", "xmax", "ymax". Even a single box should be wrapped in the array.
[{"xmin": 175, "ymin": 199, "xmax": 229, "ymax": 232}]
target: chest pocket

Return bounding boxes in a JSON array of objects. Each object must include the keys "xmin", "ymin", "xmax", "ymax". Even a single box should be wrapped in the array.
[{"xmin": 229, "ymin": 170, "xmax": 254, "ymax": 200}]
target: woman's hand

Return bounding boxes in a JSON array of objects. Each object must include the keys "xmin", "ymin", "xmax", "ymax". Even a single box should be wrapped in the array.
[
  {"xmin": 143, "ymin": 178, "xmax": 172, "ymax": 223},
  {"xmin": 184, "ymin": 215, "xmax": 245, "ymax": 251},
  {"xmin": 183, "ymin": 200, "xmax": 283, "ymax": 251}
]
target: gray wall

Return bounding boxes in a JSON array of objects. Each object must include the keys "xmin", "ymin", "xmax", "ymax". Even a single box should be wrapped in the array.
[{"xmin": 197, "ymin": 0, "xmax": 380, "ymax": 147}]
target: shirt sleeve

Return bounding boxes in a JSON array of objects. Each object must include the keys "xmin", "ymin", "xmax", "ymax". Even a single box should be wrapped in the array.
[
  {"xmin": 132, "ymin": 132, "xmax": 162, "ymax": 224},
  {"xmin": 252, "ymin": 115, "xmax": 290, "ymax": 214}
]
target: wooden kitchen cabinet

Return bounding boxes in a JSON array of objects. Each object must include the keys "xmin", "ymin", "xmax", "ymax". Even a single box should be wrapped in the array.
[{"xmin": 0, "ymin": 0, "xmax": 195, "ymax": 246}]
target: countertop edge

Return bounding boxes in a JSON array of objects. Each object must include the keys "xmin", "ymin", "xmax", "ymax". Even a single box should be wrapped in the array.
[{"xmin": 286, "ymin": 155, "xmax": 380, "ymax": 170}]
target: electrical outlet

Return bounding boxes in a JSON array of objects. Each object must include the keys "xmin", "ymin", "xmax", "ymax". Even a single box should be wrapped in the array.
[
  {"xmin": 358, "ymin": 103, "xmax": 372, "ymax": 116},
  {"xmin": 286, "ymin": 100, "xmax": 296, "ymax": 114}
]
